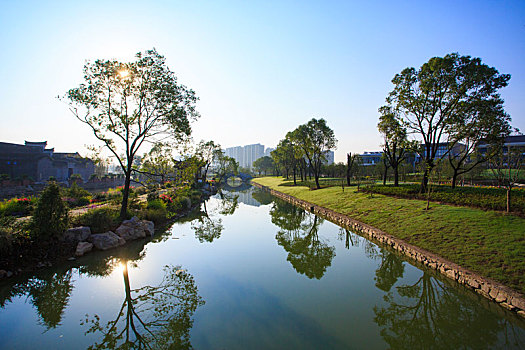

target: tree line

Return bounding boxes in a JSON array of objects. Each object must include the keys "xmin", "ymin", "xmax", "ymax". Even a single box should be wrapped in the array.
[{"xmin": 65, "ymin": 50, "xmax": 522, "ymax": 218}]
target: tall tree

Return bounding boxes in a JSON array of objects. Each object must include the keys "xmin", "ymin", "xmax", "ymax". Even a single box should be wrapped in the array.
[
  {"xmin": 271, "ymin": 137, "xmax": 297, "ymax": 182},
  {"xmin": 292, "ymin": 118, "xmax": 337, "ymax": 189},
  {"xmin": 66, "ymin": 49, "xmax": 199, "ymax": 219},
  {"xmin": 195, "ymin": 140, "xmax": 221, "ymax": 182},
  {"xmin": 385, "ymin": 53, "xmax": 510, "ymax": 192},
  {"xmin": 446, "ymin": 98, "xmax": 512, "ymax": 188},
  {"xmin": 377, "ymin": 106, "xmax": 412, "ymax": 186},
  {"xmin": 253, "ymin": 156, "xmax": 275, "ymax": 176}
]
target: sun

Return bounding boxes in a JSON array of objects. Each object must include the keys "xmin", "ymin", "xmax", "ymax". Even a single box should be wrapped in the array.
[{"xmin": 118, "ymin": 69, "xmax": 129, "ymax": 79}]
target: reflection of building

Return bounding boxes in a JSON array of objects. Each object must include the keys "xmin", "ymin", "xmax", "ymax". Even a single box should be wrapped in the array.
[
  {"xmin": 224, "ymin": 143, "xmax": 270, "ymax": 169},
  {"xmin": 236, "ymin": 190, "xmax": 261, "ymax": 207},
  {"xmin": 0, "ymin": 141, "xmax": 94, "ymax": 182}
]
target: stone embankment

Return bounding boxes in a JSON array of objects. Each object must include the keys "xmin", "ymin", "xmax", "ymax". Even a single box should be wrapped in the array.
[
  {"xmin": 252, "ymin": 182, "xmax": 525, "ymax": 319},
  {"xmin": 64, "ymin": 216, "xmax": 155, "ymax": 256}
]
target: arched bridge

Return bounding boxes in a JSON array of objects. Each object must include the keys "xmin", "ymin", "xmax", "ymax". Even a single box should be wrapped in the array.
[{"xmin": 224, "ymin": 172, "xmax": 253, "ymax": 183}]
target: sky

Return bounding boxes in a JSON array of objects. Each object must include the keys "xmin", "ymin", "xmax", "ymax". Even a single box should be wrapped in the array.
[{"xmin": 0, "ymin": 0, "xmax": 524, "ymax": 163}]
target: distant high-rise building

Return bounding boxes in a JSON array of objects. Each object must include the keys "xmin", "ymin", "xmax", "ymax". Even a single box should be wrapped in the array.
[
  {"xmin": 224, "ymin": 143, "xmax": 271, "ymax": 169},
  {"xmin": 243, "ymin": 143, "xmax": 264, "ymax": 168}
]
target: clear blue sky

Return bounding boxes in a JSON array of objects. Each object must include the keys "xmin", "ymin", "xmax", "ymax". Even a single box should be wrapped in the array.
[{"xmin": 1, "ymin": 0, "xmax": 524, "ymax": 162}]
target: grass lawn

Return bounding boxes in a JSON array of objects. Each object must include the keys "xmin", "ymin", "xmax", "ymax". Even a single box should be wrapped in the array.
[{"xmin": 252, "ymin": 176, "xmax": 525, "ymax": 295}]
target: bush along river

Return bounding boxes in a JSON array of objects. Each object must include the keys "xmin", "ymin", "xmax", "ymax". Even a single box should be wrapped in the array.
[{"xmin": 0, "ymin": 185, "xmax": 524, "ymax": 349}]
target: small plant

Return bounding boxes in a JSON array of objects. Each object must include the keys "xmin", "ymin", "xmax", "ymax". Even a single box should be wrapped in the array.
[
  {"xmin": 71, "ymin": 207, "xmax": 120, "ymax": 233},
  {"xmin": 31, "ymin": 183, "xmax": 69, "ymax": 240},
  {"xmin": 147, "ymin": 199, "xmax": 166, "ymax": 210}
]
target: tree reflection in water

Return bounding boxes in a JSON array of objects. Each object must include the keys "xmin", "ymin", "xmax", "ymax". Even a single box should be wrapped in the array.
[
  {"xmin": 271, "ymin": 199, "xmax": 335, "ymax": 279},
  {"xmin": 83, "ymin": 261, "xmax": 205, "ymax": 349},
  {"xmin": 338, "ymin": 228, "xmax": 405, "ymax": 292},
  {"xmin": 0, "ymin": 269, "xmax": 74, "ymax": 330},
  {"xmin": 191, "ymin": 189, "xmax": 242, "ymax": 243},
  {"xmin": 191, "ymin": 200, "xmax": 224, "ymax": 243},
  {"xmin": 216, "ymin": 190, "xmax": 239, "ymax": 216},
  {"xmin": 373, "ymin": 270, "xmax": 525, "ymax": 349}
]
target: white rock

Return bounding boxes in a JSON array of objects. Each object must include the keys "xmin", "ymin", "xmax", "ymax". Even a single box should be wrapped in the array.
[
  {"xmin": 75, "ymin": 241, "xmax": 93, "ymax": 256},
  {"xmin": 88, "ymin": 231, "xmax": 126, "ymax": 250},
  {"xmin": 64, "ymin": 227, "xmax": 91, "ymax": 243}
]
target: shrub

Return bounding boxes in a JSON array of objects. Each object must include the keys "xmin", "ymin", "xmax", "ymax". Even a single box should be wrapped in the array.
[
  {"xmin": 138, "ymin": 208, "xmax": 168, "ymax": 224},
  {"xmin": 147, "ymin": 199, "xmax": 166, "ymax": 210},
  {"xmin": 147, "ymin": 191, "xmax": 159, "ymax": 202},
  {"xmin": 179, "ymin": 197, "xmax": 191, "ymax": 210},
  {"xmin": 71, "ymin": 207, "xmax": 120, "ymax": 233},
  {"xmin": 362, "ymin": 184, "xmax": 525, "ymax": 213},
  {"xmin": 31, "ymin": 183, "xmax": 69, "ymax": 240}
]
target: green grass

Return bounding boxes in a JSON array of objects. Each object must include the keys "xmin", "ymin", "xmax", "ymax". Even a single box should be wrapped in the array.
[{"xmin": 253, "ymin": 176, "xmax": 525, "ymax": 294}]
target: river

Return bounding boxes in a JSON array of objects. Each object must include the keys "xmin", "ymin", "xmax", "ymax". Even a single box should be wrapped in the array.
[{"xmin": 0, "ymin": 185, "xmax": 524, "ymax": 349}]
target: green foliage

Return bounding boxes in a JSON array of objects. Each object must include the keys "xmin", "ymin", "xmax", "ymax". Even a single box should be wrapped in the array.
[
  {"xmin": 147, "ymin": 199, "xmax": 166, "ymax": 210},
  {"xmin": 179, "ymin": 197, "xmax": 191, "ymax": 210},
  {"xmin": 0, "ymin": 216, "xmax": 31, "ymax": 256},
  {"xmin": 385, "ymin": 53, "xmax": 511, "ymax": 190},
  {"xmin": 63, "ymin": 183, "xmax": 92, "ymax": 208},
  {"xmin": 138, "ymin": 208, "xmax": 168, "ymax": 224},
  {"xmin": 253, "ymin": 156, "xmax": 275, "ymax": 175},
  {"xmin": 71, "ymin": 208, "xmax": 120, "ymax": 233},
  {"xmin": 70, "ymin": 174, "xmax": 83, "ymax": 180},
  {"xmin": 363, "ymin": 184, "xmax": 525, "ymax": 213},
  {"xmin": 31, "ymin": 183, "xmax": 69, "ymax": 240},
  {"xmin": 0, "ymin": 197, "xmax": 36, "ymax": 217}
]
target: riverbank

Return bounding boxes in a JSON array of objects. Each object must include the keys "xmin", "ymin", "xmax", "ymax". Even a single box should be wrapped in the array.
[
  {"xmin": 252, "ymin": 177, "xmax": 525, "ymax": 318},
  {"xmin": 0, "ymin": 189, "xmax": 212, "ymax": 278}
]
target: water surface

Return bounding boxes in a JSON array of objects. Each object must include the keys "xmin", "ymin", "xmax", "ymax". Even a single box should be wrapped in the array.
[{"xmin": 0, "ymin": 186, "xmax": 524, "ymax": 349}]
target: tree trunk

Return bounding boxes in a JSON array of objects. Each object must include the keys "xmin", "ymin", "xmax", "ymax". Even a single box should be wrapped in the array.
[
  {"xmin": 382, "ymin": 166, "xmax": 387, "ymax": 185},
  {"xmin": 120, "ymin": 169, "xmax": 132, "ymax": 220},
  {"xmin": 293, "ymin": 167, "xmax": 297, "ymax": 186},
  {"xmin": 315, "ymin": 175, "xmax": 321, "ymax": 189},
  {"xmin": 451, "ymin": 170, "xmax": 459, "ymax": 189},
  {"xmin": 394, "ymin": 166, "xmax": 399, "ymax": 186},
  {"xmin": 507, "ymin": 188, "xmax": 511, "ymax": 213},
  {"xmin": 420, "ymin": 168, "xmax": 429, "ymax": 193}
]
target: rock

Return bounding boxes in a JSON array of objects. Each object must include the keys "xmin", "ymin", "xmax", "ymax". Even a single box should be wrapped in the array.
[
  {"xmin": 0, "ymin": 270, "xmax": 6, "ymax": 278},
  {"xmin": 6, "ymin": 271, "xmax": 13, "ymax": 278},
  {"xmin": 64, "ymin": 227, "xmax": 91, "ymax": 243},
  {"xmin": 115, "ymin": 217, "xmax": 154, "ymax": 241},
  {"xmin": 88, "ymin": 231, "xmax": 126, "ymax": 251},
  {"xmin": 142, "ymin": 221, "xmax": 154, "ymax": 236},
  {"xmin": 75, "ymin": 241, "xmax": 93, "ymax": 256},
  {"xmin": 508, "ymin": 296, "xmax": 525, "ymax": 311},
  {"xmin": 67, "ymin": 257, "xmax": 76, "ymax": 261}
]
